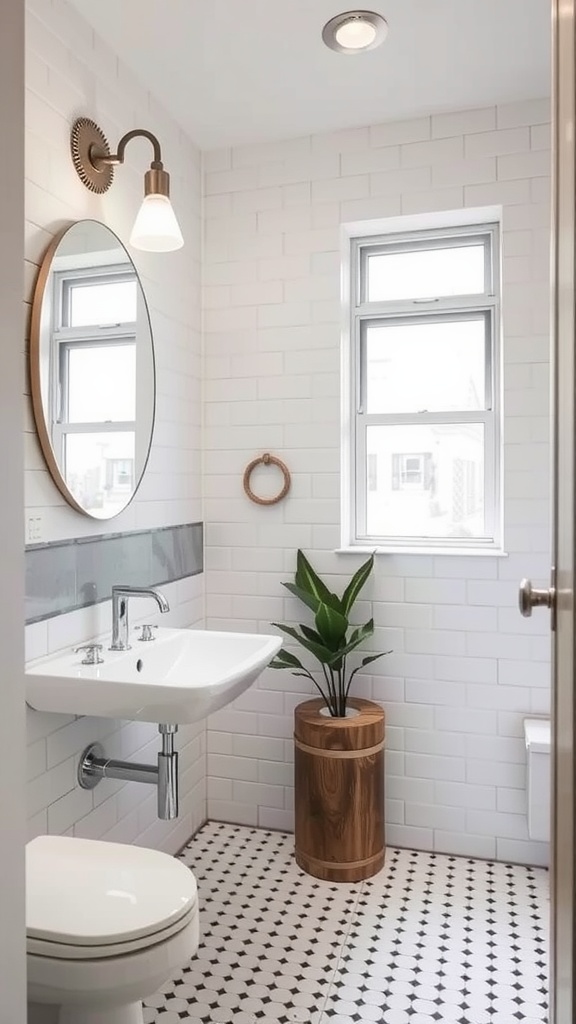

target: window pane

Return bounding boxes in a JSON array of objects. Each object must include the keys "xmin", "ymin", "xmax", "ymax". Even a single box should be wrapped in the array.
[
  {"xmin": 69, "ymin": 279, "xmax": 137, "ymax": 326},
  {"xmin": 365, "ymin": 318, "xmax": 486, "ymax": 414},
  {"xmin": 365, "ymin": 423, "xmax": 485, "ymax": 539},
  {"xmin": 65, "ymin": 431, "xmax": 135, "ymax": 519},
  {"xmin": 367, "ymin": 243, "xmax": 486, "ymax": 302},
  {"xmin": 66, "ymin": 343, "xmax": 136, "ymax": 422}
]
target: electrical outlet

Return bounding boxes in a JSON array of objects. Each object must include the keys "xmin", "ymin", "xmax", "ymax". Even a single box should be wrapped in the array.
[{"xmin": 26, "ymin": 514, "xmax": 44, "ymax": 544}]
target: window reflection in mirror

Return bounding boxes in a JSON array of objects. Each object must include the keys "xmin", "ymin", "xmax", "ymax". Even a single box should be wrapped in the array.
[{"xmin": 31, "ymin": 220, "xmax": 155, "ymax": 519}]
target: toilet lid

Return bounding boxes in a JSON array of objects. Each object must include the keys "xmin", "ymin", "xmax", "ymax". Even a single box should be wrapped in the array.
[{"xmin": 26, "ymin": 836, "xmax": 197, "ymax": 947}]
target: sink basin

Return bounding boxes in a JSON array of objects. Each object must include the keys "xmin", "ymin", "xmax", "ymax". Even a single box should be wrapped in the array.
[{"xmin": 26, "ymin": 628, "xmax": 282, "ymax": 724}]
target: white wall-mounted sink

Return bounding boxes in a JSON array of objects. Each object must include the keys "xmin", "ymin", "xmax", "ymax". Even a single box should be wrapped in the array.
[{"xmin": 26, "ymin": 628, "xmax": 282, "ymax": 724}]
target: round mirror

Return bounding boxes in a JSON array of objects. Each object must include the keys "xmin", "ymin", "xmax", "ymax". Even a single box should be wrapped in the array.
[{"xmin": 30, "ymin": 220, "xmax": 155, "ymax": 519}]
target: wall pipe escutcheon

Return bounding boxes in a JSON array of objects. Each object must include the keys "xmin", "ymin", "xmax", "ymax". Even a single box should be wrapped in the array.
[{"xmin": 78, "ymin": 723, "xmax": 179, "ymax": 820}]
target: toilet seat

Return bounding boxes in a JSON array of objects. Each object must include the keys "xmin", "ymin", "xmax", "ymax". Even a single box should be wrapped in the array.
[
  {"xmin": 26, "ymin": 835, "xmax": 198, "ymax": 958},
  {"xmin": 28, "ymin": 902, "xmax": 197, "ymax": 960}
]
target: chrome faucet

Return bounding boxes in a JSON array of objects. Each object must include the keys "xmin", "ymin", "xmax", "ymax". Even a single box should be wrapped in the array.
[{"xmin": 110, "ymin": 585, "xmax": 170, "ymax": 651}]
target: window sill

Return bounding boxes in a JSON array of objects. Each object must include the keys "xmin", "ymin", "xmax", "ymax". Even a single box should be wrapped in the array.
[{"xmin": 336, "ymin": 546, "xmax": 508, "ymax": 558}]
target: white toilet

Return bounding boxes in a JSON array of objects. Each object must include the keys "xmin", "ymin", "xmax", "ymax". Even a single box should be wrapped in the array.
[
  {"xmin": 26, "ymin": 835, "xmax": 199, "ymax": 1024},
  {"xmin": 524, "ymin": 717, "xmax": 551, "ymax": 843}
]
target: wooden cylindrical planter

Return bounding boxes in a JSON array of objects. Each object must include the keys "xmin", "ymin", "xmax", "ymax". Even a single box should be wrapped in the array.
[{"xmin": 294, "ymin": 697, "xmax": 385, "ymax": 882}]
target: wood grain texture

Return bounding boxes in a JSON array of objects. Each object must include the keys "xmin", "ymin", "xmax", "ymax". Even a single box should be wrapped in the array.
[{"xmin": 294, "ymin": 698, "xmax": 385, "ymax": 882}]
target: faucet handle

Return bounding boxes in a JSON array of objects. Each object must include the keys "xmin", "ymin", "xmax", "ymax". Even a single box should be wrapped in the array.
[
  {"xmin": 137, "ymin": 624, "xmax": 158, "ymax": 642},
  {"xmin": 74, "ymin": 644, "xmax": 104, "ymax": 665}
]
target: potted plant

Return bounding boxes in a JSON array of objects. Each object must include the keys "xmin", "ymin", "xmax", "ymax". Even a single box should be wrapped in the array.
[
  {"xmin": 270, "ymin": 549, "xmax": 387, "ymax": 716},
  {"xmin": 270, "ymin": 550, "xmax": 389, "ymax": 882}
]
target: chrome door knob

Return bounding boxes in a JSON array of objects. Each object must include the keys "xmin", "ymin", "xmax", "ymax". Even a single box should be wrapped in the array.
[{"xmin": 518, "ymin": 578, "xmax": 555, "ymax": 617}]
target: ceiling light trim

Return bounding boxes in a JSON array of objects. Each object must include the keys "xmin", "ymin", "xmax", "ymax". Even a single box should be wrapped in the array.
[{"xmin": 322, "ymin": 10, "xmax": 388, "ymax": 54}]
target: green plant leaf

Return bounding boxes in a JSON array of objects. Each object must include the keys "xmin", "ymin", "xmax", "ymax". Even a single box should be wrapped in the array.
[
  {"xmin": 271, "ymin": 549, "xmax": 387, "ymax": 706},
  {"xmin": 270, "ymin": 622, "xmax": 335, "ymax": 664},
  {"xmin": 335, "ymin": 618, "xmax": 375, "ymax": 659},
  {"xmin": 315, "ymin": 601, "xmax": 349, "ymax": 651},
  {"xmin": 345, "ymin": 650, "xmax": 391, "ymax": 694},
  {"xmin": 300, "ymin": 624, "xmax": 326, "ymax": 645},
  {"xmin": 341, "ymin": 553, "xmax": 375, "ymax": 616},
  {"xmin": 347, "ymin": 618, "xmax": 374, "ymax": 644},
  {"xmin": 359, "ymin": 652, "xmax": 390, "ymax": 668},
  {"xmin": 269, "ymin": 649, "xmax": 305, "ymax": 670},
  {"xmin": 295, "ymin": 550, "xmax": 342, "ymax": 612},
  {"xmin": 282, "ymin": 581, "xmax": 321, "ymax": 614},
  {"xmin": 270, "ymin": 650, "xmax": 335, "ymax": 708},
  {"xmin": 271, "ymin": 623, "xmax": 309, "ymax": 643}
]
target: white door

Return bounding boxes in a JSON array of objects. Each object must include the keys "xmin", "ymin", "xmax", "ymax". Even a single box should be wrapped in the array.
[
  {"xmin": 552, "ymin": 1, "xmax": 576, "ymax": 1017},
  {"xmin": 523, "ymin": 2, "xmax": 576, "ymax": 1020}
]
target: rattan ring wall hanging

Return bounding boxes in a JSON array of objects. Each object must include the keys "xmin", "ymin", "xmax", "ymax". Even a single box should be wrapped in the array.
[{"xmin": 243, "ymin": 453, "xmax": 291, "ymax": 506}]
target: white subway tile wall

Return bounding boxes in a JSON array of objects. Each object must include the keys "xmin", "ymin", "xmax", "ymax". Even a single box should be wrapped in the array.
[
  {"xmin": 203, "ymin": 100, "xmax": 552, "ymax": 866},
  {"xmin": 25, "ymin": 0, "xmax": 206, "ymax": 851},
  {"xmin": 24, "ymin": 1, "xmax": 551, "ymax": 868}
]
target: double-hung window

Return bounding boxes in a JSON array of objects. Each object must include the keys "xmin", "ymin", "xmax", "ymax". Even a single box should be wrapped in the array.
[
  {"xmin": 347, "ymin": 221, "xmax": 501, "ymax": 552},
  {"xmin": 50, "ymin": 265, "xmax": 138, "ymax": 516}
]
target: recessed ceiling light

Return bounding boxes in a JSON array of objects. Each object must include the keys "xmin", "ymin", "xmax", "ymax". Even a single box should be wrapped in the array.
[{"xmin": 322, "ymin": 10, "xmax": 388, "ymax": 54}]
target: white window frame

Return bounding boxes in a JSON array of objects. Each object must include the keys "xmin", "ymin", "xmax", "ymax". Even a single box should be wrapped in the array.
[
  {"xmin": 49, "ymin": 265, "xmax": 138, "ymax": 476},
  {"xmin": 340, "ymin": 208, "xmax": 504, "ymax": 555}
]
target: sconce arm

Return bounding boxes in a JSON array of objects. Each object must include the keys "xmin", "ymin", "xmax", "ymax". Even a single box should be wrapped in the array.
[
  {"xmin": 92, "ymin": 128, "xmax": 163, "ymax": 170},
  {"xmin": 70, "ymin": 118, "xmax": 180, "ymax": 227}
]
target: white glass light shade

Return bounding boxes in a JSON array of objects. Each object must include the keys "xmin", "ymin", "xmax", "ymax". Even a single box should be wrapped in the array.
[
  {"xmin": 129, "ymin": 194, "xmax": 184, "ymax": 252},
  {"xmin": 335, "ymin": 17, "xmax": 377, "ymax": 49},
  {"xmin": 322, "ymin": 11, "xmax": 388, "ymax": 53}
]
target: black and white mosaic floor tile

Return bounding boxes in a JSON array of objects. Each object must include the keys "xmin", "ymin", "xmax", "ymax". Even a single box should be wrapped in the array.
[{"xmin": 143, "ymin": 822, "xmax": 549, "ymax": 1024}]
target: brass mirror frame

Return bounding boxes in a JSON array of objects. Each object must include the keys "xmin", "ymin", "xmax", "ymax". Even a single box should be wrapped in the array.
[{"xmin": 29, "ymin": 219, "xmax": 156, "ymax": 519}]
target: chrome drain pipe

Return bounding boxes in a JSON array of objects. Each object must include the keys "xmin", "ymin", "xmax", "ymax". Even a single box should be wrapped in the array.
[
  {"xmin": 78, "ymin": 724, "xmax": 179, "ymax": 820},
  {"xmin": 158, "ymin": 724, "xmax": 179, "ymax": 819}
]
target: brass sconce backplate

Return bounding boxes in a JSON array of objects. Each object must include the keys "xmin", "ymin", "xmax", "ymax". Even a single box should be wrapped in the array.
[{"xmin": 70, "ymin": 117, "xmax": 114, "ymax": 194}]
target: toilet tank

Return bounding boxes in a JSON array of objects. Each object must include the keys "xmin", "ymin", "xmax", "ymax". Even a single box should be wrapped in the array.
[{"xmin": 524, "ymin": 717, "xmax": 551, "ymax": 843}]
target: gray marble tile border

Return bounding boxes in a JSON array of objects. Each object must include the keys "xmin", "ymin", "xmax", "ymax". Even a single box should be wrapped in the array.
[{"xmin": 25, "ymin": 522, "xmax": 203, "ymax": 624}]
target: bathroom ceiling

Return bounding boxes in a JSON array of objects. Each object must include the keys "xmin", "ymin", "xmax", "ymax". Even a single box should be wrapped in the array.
[{"xmin": 69, "ymin": 0, "xmax": 550, "ymax": 150}]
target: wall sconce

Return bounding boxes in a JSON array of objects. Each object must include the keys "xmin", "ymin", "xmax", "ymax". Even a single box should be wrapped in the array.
[{"xmin": 70, "ymin": 117, "xmax": 184, "ymax": 252}]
